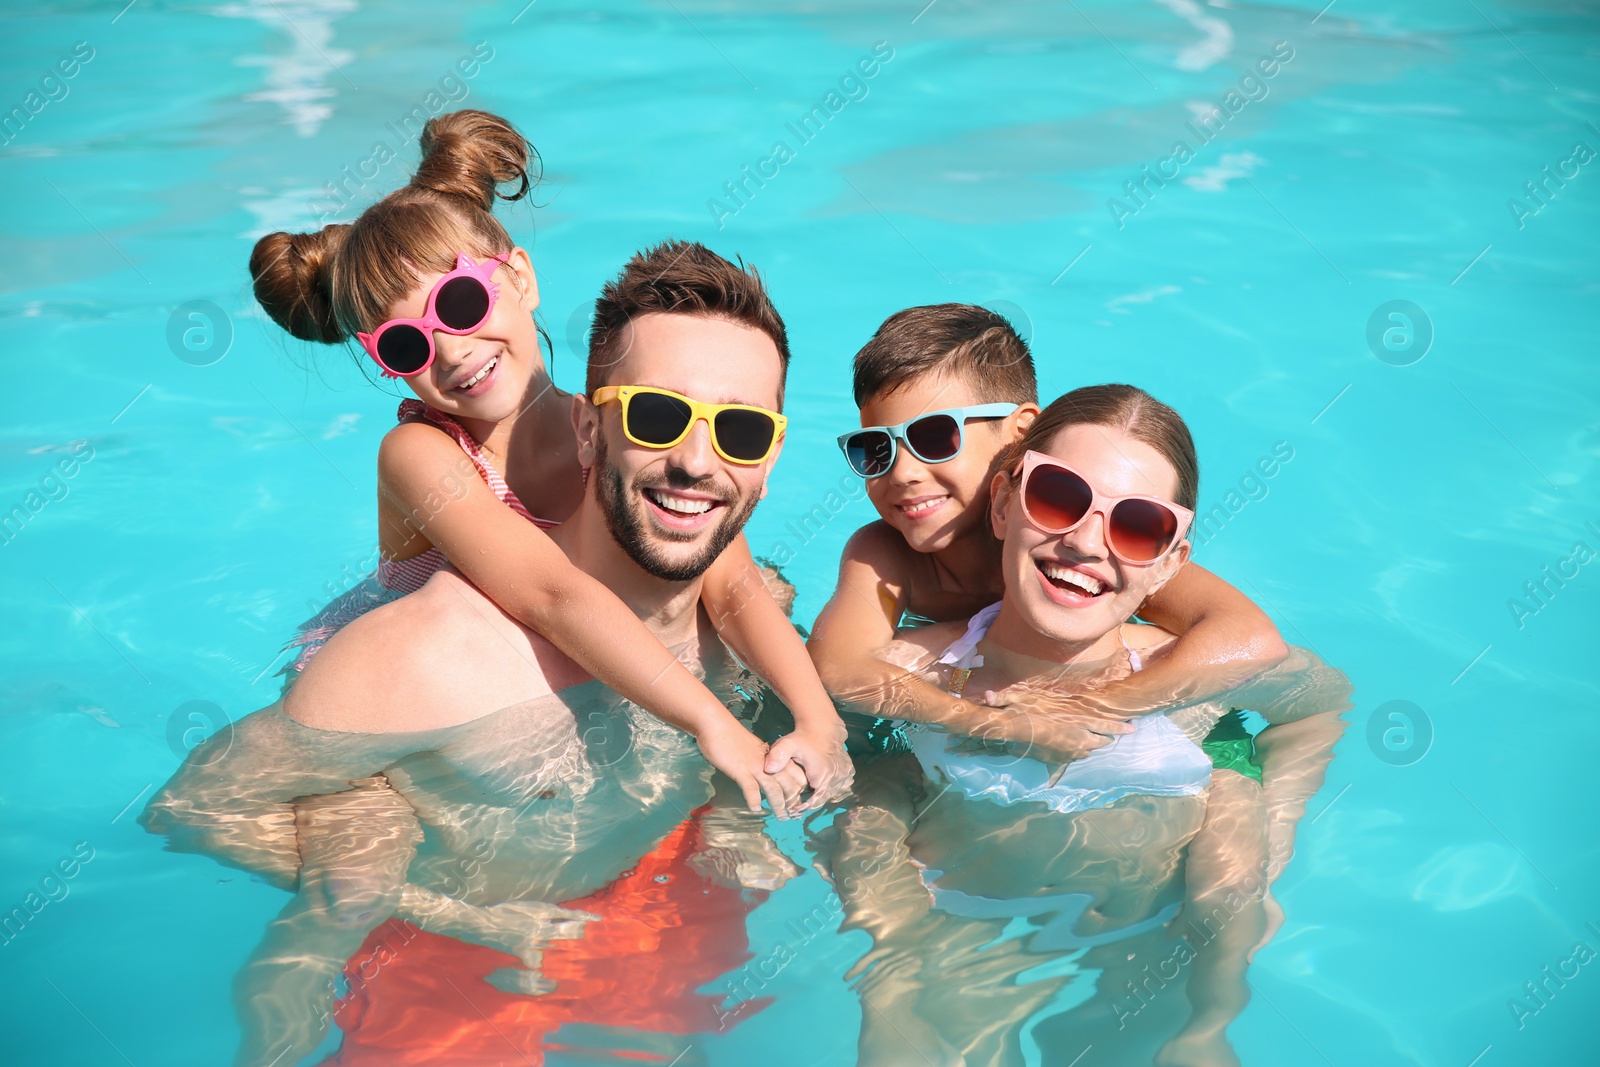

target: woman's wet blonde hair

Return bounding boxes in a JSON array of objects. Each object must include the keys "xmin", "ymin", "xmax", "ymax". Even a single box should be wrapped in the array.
[{"xmin": 1000, "ymin": 384, "xmax": 1199, "ymax": 510}]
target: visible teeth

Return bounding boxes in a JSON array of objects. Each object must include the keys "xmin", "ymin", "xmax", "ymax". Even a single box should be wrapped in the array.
[
  {"xmin": 1040, "ymin": 562, "xmax": 1104, "ymax": 596},
  {"xmin": 459, "ymin": 356, "xmax": 496, "ymax": 390},
  {"xmin": 647, "ymin": 489, "xmax": 714, "ymax": 515},
  {"xmin": 899, "ymin": 497, "xmax": 946, "ymax": 516}
]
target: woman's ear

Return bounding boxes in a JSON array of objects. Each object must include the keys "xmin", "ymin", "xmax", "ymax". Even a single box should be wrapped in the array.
[
  {"xmin": 506, "ymin": 246, "xmax": 540, "ymax": 312},
  {"xmin": 573, "ymin": 391, "xmax": 599, "ymax": 467},
  {"xmin": 988, "ymin": 470, "xmax": 1015, "ymax": 540},
  {"xmin": 1145, "ymin": 540, "xmax": 1192, "ymax": 599}
]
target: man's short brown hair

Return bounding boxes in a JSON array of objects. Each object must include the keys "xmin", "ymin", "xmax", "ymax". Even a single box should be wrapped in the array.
[
  {"xmin": 852, "ymin": 303, "xmax": 1037, "ymax": 408},
  {"xmin": 587, "ymin": 240, "xmax": 790, "ymax": 406}
]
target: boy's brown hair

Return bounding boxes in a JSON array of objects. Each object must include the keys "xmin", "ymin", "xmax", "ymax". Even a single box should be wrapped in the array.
[
  {"xmin": 851, "ymin": 303, "xmax": 1037, "ymax": 408},
  {"xmin": 587, "ymin": 240, "xmax": 790, "ymax": 406}
]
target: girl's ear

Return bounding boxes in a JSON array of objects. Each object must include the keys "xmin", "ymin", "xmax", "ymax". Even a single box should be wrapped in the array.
[
  {"xmin": 988, "ymin": 469, "xmax": 1015, "ymax": 540},
  {"xmin": 573, "ymin": 392, "xmax": 600, "ymax": 467},
  {"xmin": 506, "ymin": 246, "xmax": 540, "ymax": 312}
]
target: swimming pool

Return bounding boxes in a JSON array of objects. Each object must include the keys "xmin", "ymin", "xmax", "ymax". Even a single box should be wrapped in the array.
[{"xmin": 3, "ymin": 0, "xmax": 1597, "ymax": 1064}]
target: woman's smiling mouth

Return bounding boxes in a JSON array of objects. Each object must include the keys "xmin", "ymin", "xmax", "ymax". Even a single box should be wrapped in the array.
[{"xmin": 1035, "ymin": 558, "xmax": 1111, "ymax": 604}]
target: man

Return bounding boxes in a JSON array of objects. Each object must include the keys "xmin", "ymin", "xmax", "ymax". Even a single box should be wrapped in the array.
[
  {"xmin": 281, "ymin": 238, "xmax": 844, "ymax": 810},
  {"xmin": 143, "ymin": 241, "xmax": 842, "ymax": 1067}
]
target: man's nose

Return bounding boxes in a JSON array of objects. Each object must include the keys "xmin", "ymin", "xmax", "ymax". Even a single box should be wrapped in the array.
[{"xmin": 668, "ymin": 417, "xmax": 720, "ymax": 477}]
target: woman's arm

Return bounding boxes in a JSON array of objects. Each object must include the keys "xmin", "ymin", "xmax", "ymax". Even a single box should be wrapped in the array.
[
  {"xmin": 700, "ymin": 534, "xmax": 852, "ymax": 806},
  {"xmin": 823, "ymin": 754, "xmax": 930, "ymax": 943},
  {"xmin": 1155, "ymin": 652, "xmax": 1349, "ymax": 1063},
  {"xmin": 1162, "ymin": 768, "xmax": 1270, "ymax": 1066},
  {"xmin": 1230, "ymin": 647, "xmax": 1352, "ymax": 878},
  {"xmin": 379, "ymin": 424, "xmax": 790, "ymax": 815}
]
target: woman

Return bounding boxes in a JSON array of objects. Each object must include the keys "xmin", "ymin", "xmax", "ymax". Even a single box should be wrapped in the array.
[{"xmin": 824, "ymin": 385, "xmax": 1349, "ymax": 1067}]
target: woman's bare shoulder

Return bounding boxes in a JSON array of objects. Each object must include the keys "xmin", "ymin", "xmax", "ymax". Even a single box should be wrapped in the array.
[{"xmin": 1122, "ymin": 620, "xmax": 1180, "ymax": 657}]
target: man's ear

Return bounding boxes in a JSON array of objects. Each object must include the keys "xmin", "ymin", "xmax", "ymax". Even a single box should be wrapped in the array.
[
  {"xmin": 988, "ymin": 469, "xmax": 1015, "ymax": 540},
  {"xmin": 506, "ymin": 246, "xmax": 540, "ymax": 313},
  {"xmin": 573, "ymin": 391, "xmax": 600, "ymax": 467},
  {"xmin": 761, "ymin": 432, "xmax": 787, "ymax": 498}
]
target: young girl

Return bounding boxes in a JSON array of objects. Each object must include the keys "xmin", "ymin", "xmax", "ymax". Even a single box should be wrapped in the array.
[{"xmin": 249, "ymin": 109, "xmax": 847, "ymax": 814}]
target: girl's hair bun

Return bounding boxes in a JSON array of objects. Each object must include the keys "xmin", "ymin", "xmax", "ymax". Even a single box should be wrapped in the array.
[
  {"xmin": 411, "ymin": 109, "xmax": 534, "ymax": 209},
  {"xmin": 248, "ymin": 110, "xmax": 533, "ymax": 348},
  {"xmin": 249, "ymin": 225, "xmax": 351, "ymax": 344}
]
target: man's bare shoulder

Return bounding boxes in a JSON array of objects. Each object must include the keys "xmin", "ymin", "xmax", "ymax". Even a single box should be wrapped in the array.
[{"xmin": 286, "ymin": 570, "xmax": 583, "ymax": 734}]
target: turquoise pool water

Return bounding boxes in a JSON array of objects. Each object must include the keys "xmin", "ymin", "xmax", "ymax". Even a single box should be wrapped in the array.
[{"xmin": 3, "ymin": 1, "xmax": 1597, "ymax": 1064}]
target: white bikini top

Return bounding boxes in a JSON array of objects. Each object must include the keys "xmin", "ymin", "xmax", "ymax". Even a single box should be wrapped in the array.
[{"xmin": 910, "ymin": 602, "xmax": 1212, "ymax": 814}]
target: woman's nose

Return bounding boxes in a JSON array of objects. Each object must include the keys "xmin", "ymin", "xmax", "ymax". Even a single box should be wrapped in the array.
[{"xmin": 1060, "ymin": 509, "xmax": 1110, "ymax": 557}]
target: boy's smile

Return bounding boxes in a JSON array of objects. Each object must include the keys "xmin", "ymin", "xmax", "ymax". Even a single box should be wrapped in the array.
[{"xmin": 858, "ymin": 371, "xmax": 1016, "ymax": 555}]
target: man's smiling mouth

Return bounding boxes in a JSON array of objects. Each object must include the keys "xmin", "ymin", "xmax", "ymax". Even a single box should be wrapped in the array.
[{"xmin": 642, "ymin": 486, "xmax": 726, "ymax": 528}]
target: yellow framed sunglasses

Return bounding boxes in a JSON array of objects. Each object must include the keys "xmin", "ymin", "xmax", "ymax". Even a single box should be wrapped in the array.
[{"xmin": 591, "ymin": 385, "xmax": 787, "ymax": 465}]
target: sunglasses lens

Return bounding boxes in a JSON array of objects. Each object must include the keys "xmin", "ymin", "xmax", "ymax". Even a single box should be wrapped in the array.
[
  {"xmin": 1024, "ymin": 464, "xmax": 1093, "ymax": 531},
  {"xmin": 905, "ymin": 414, "xmax": 962, "ymax": 462},
  {"xmin": 845, "ymin": 431, "xmax": 895, "ymax": 477},
  {"xmin": 1110, "ymin": 499, "xmax": 1180, "ymax": 562},
  {"xmin": 714, "ymin": 408, "xmax": 778, "ymax": 462},
  {"xmin": 626, "ymin": 391, "xmax": 694, "ymax": 446},
  {"xmin": 434, "ymin": 275, "xmax": 492, "ymax": 331},
  {"xmin": 376, "ymin": 325, "xmax": 431, "ymax": 375}
]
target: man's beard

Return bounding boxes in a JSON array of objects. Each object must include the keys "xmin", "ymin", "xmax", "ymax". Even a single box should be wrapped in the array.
[{"xmin": 593, "ymin": 433, "xmax": 760, "ymax": 581}]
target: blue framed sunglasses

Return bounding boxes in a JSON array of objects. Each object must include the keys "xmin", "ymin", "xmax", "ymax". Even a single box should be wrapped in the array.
[{"xmin": 838, "ymin": 403, "xmax": 1020, "ymax": 478}]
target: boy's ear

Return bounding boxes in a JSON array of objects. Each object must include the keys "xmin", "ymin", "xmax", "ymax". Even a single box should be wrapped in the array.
[
  {"xmin": 1007, "ymin": 402, "xmax": 1041, "ymax": 441},
  {"xmin": 506, "ymin": 246, "xmax": 540, "ymax": 312},
  {"xmin": 988, "ymin": 469, "xmax": 1015, "ymax": 540},
  {"xmin": 573, "ymin": 392, "xmax": 600, "ymax": 467}
]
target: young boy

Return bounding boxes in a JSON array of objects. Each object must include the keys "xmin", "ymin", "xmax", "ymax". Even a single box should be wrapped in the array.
[{"xmin": 808, "ymin": 303, "xmax": 1288, "ymax": 758}]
